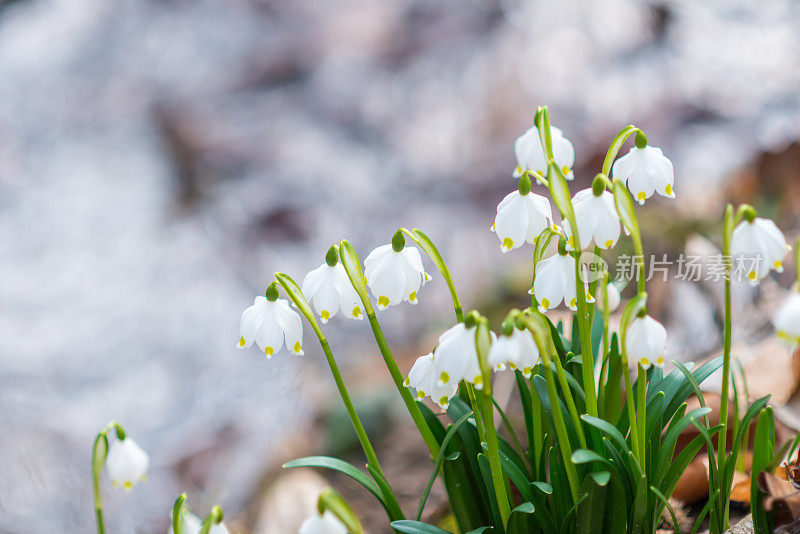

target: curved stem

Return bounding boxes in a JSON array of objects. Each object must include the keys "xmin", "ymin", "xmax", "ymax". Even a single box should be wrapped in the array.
[
  {"xmin": 602, "ymin": 125, "xmax": 643, "ymax": 177},
  {"xmin": 636, "ymin": 363, "xmax": 647, "ymax": 467},
  {"xmin": 550, "ymin": 342, "xmax": 587, "ymax": 448},
  {"xmin": 199, "ymin": 506, "xmax": 224, "ymax": 534},
  {"xmin": 274, "ymin": 273, "xmax": 403, "ymax": 520},
  {"xmin": 91, "ymin": 432, "xmax": 108, "ymax": 534},
  {"xmin": 172, "ymin": 494, "xmax": 187, "ymax": 534}
]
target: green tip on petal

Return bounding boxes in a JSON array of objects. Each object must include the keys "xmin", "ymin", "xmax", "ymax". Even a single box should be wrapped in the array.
[
  {"xmin": 325, "ymin": 245, "xmax": 339, "ymax": 267},
  {"xmin": 634, "ymin": 130, "xmax": 648, "ymax": 149},
  {"xmin": 592, "ymin": 174, "xmax": 607, "ymax": 196},
  {"xmin": 557, "ymin": 236, "xmax": 568, "ymax": 256},
  {"xmin": 518, "ymin": 173, "xmax": 532, "ymax": 195},
  {"xmin": 391, "ymin": 229, "xmax": 405, "ymax": 252},
  {"xmin": 265, "ymin": 282, "xmax": 280, "ymax": 302}
]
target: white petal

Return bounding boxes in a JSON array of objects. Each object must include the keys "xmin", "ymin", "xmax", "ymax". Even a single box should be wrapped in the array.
[
  {"xmin": 238, "ymin": 296, "xmax": 267, "ymax": 348},
  {"xmin": 275, "ymin": 300, "xmax": 304, "ymax": 355},
  {"xmin": 254, "ymin": 302, "xmax": 284, "ymax": 357},
  {"xmin": 106, "ymin": 438, "xmax": 149, "ymax": 490},
  {"xmin": 299, "ymin": 511, "xmax": 349, "ymax": 534},
  {"xmin": 366, "ymin": 251, "xmax": 407, "ymax": 308},
  {"xmin": 774, "ymin": 293, "xmax": 800, "ymax": 344},
  {"xmin": 494, "ymin": 192, "xmax": 529, "ymax": 252}
]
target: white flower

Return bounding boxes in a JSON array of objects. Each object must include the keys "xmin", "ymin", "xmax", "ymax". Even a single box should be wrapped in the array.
[
  {"xmin": 625, "ymin": 314, "xmax": 667, "ymax": 369},
  {"xmin": 238, "ymin": 294, "xmax": 304, "ymax": 358},
  {"xmin": 514, "ymin": 124, "xmax": 575, "ymax": 180},
  {"xmin": 432, "ymin": 323, "xmax": 487, "ymax": 391},
  {"xmin": 731, "ymin": 217, "xmax": 790, "ymax": 285},
  {"xmin": 106, "ymin": 437, "xmax": 149, "ymax": 491},
  {"xmin": 530, "ymin": 252, "xmax": 594, "ymax": 312},
  {"xmin": 563, "ymin": 189, "xmax": 621, "ymax": 250},
  {"xmin": 774, "ymin": 293, "xmax": 800, "ymax": 347},
  {"xmin": 168, "ymin": 511, "xmax": 229, "ymax": 534},
  {"xmin": 487, "ymin": 327, "xmax": 539, "ymax": 378},
  {"xmin": 404, "ymin": 352, "xmax": 458, "ymax": 409},
  {"xmin": 301, "ymin": 262, "xmax": 364, "ymax": 323},
  {"xmin": 597, "ymin": 281, "xmax": 621, "ymax": 313},
  {"xmin": 492, "ymin": 189, "xmax": 553, "ymax": 253},
  {"xmin": 364, "ymin": 243, "xmax": 430, "ymax": 310},
  {"xmin": 612, "ymin": 146, "xmax": 675, "ymax": 205},
  {"xmin": 299, "ymin": 511, "xmax": 349, "ymax": 534}
]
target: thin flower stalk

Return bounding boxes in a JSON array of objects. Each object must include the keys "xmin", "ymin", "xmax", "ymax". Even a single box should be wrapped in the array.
[
  {"xmin": 338, "ymin": 240, "xmax": 440, "ymax": 457},
  {"xmin": 274, "ymin": 274, "xmax": 403, "ymax": 520}
]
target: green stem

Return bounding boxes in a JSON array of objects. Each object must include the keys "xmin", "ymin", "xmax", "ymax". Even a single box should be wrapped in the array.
[
  {"xmin": 91, "ymin": 433, "xmax": 107, "ymax": 534},
  {"xmin": 623, "ymin": 363, "xmax": 640, "ymax": 462},
  {"xmin": 602, "ymin": 125, "xmax": 643, "ymax": 177},
  {"xmin": 199, "ymin": 506, "xmax": 224, "ymax": 534},
  {"xmin": 274, "ymin": 273, "xmax": 402, "ymax": 519},
  {"xmin": 551, "ymin": 343, "xmax": 587, "ymax": 448},
  {"xmin": 172, "ymin": 494, "xmax": 187, "ymax": 534},
  {"xmin": 475, "ymin": 319, "xmax": 511, "ymax": 525},
  {"xmin": 466, "ymin": 383, "xmax": 487, "ymax": 443},
  {"xmin": 716, "ymin": 205, "xmax": 735, "ymax": 533},
  {"xmin": 366, "ymin": 310, "xmax": 440, "ymax": 456},
  {"xmin": 636, "ymin": 363, "xmax": 647, "ymax": 467}
]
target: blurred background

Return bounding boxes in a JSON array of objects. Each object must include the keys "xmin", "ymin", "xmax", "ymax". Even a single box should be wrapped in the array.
[{"xmin": 1, "ymin": 0, "xmax": 799, "ymax": 532}]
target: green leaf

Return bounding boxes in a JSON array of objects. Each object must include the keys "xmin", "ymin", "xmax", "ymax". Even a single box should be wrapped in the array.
[
  {"xmin": 366, "ymin": 464, "xmax": 405, "ymax": 521},
  {"xmin": 751, "ymin": 407, "xmax": 775, "ymax": 534},
  {"xmin": 507, "ymin": 503, "xmax": 536, "ymax": 534},
  {"xmin": 581, "ymin": 415, "xmax": 631, "ymax": 457},
  {"xmin": 316, "ymin": 488, "xmax": 365, "ymax": 534},
  {"xmin": 589, "ymin": 471, "xmax": 610, "ymax": 487},
  {"xmin": 649, "ymin": 486, "xmax": 680, "ymax": 534},
  {"xmin": 416, "ymin": 411, "xmax": 474, "ymax": 520},
  {"xmin": 283, "ymin": 456, "xmax": 383, "ymax": 506},
  {"xmin": 465, "ymin": 528, "xmax": 493, "ymax": 534},
  {"xmin": 691, "ymin": 490, "xmax": 719, "ymax": 534},
  {"xmin": 602, "ymin": 125, "xmax": 637, "ymax": 176},
  {"xmin": 391, "ymin": 520, "xmax": 453, "ymax": 534},
  {"xmin": 612, "ymin": 178, "xmax": 641, "ymax": 244},
  {"xmin": 576, "ymin": 472, "xmax": 608, "ymax": 534},
  {"xmin": 274, "ymin": 272, "xmax": 316, "ymax": 325}
]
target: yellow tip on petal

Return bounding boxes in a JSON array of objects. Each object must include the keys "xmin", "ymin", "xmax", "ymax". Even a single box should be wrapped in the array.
[
  {"xmin": 293, "ymin": 341, "xmax": 302, "ymax": 354},
  {"xmin": 522, "ymin": 367, "xmax": 532, "ymax": 378},
  {"xmin": 439, "ymin": 371, "xmax": 450, "ymax": 384},
  {"xmin": 352, "ymin": 307, "xmax": 362, "ymax": 318},
  {"xmin": 775, "ymin": 260, "xmax": 783, "ymax": 272},
  {"xmin": 439, "ymin": 396, "xmax": 450, "ymax": 408},
  {"xmin": 404, "ymin": 378, "xmax": 410, "ymax": 386},
  {"xmin": 640, "ymin": 357, "xmax": 650, "ymax": 367},
  {"xmin": 665, "ymin": 184, "xmax": 673, "ymax": 196},
  {"xmin": 604, "ymin": 239, "xmax": 613, "ymax": 249},
  {"xmin": 502, "ymin": 237, "xmax": 513, "ymax": 251},
  {"xmin": 569, "ymin": 298, "xmax": 577, "ymax": 309},
  {"xmin": 265, "ymin": 346, "xmax": 273, "ymax": 357},
  {"xmin": 656, "ymin": 356, "xmax": 664, "ymax": 367},
  {"xmin": 473, "ymin": 375, "xmax": 483, "ymax": 386},
  {"xmin": 378, "ymin": 296, "xmax": 390, "ymax": 308},
  {"xmin": 408, "ymin": 291, "xmax": 417, "ymax": 302},
  {"xmin": 541, "ymin": 297, "xmax": 550, "ymax": 309},
  {"xmin": 123, "ymin": 481, "xmax": 132, "ymax": 491},
  {"xmin": 417, "ymin": 391, "xmax": 425, "ymax": 400},
  {"xmin": 321, "ymin": 310, "xmax": 330, "ymax": 321},
  {"xmin": 637, "ymin": 191, "xmax": 646, "ymax": 204},
  {"xmin": 747, "ymin": 270, "xmax": 758, "ymax": 281},
  {"xmin": 238, "ymin": 336, "xmax": 246, "ymax": 347},
  {"xmin": 561, "ymin": 165, "xmax": 570, "ymax": 176},
  {"xmin": 509, "ymin": 362, "xmax": 517, "ymax": 370}
]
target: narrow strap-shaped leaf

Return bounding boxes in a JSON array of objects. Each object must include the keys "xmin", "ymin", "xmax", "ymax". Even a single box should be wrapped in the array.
[
  {"xmin": 506, "ymin": 503, "xmax": 536, "ymax": 534},
  {"xmin": 650, "ymin": 486, "xmax": 680, "ymax": 534},
  {"xmin": 691, "ymin": 490, "xmax": 720, "ymax": 534},
  {"xmin": 416, "ymin": 411, "xmax": 473, "ymax": 520},
  {"xmin": 367, "ymin": 464, "xmax": 406, "ymax": 521},
  {"xmin": 283, "ymin": 456, "xmax": 384, "ymax": 506},
  {"xmin": 581, "ymin": 415, "xmax": 631, "ymax": 457},
  {"xmin": 391, "ymin": 520, "xmax": 453, "ymax": 534}
]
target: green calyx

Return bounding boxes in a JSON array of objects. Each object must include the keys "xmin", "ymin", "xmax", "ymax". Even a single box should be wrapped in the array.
[
  {"xmin": 464, "ymin": 310, "xmax": 481, "ymax": 329},
  {"xmin": 325, "ymin": 246, "xmax": 339, "ymax": 267},
  {"xmin": 634, "ymin": 130, "xmax": 648, "ymax": 149},
  {"xmin": 391, "ymin": 229, "xmax": 405, "ymax": 252},
  {"xmin": 742, "ymin": 204, "xmax": 757, "ymax": 223},
  {"xmin": 592, "ymin": 174, "xmax": 607, "ymax": 196},
  {"xmin": 557, "ymin": 236, "xmax": 568, "ymax": 256},
  {"xmin": 518, "ymin": 174, "xmax": 532, "ymax": 195},
  {"xmin": 265, "ymin": 282, "xmax": 280, "ymax": 302},
  {"xmin": 636, "ymin": 307, "xmax": 648, "ymax": 318}
]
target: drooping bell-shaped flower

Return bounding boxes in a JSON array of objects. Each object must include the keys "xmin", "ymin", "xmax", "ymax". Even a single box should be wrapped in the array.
[
  {"xmin": 238, "ymin": 284, "xmax": 304, "ymax": 358},
  {"xmin": 612, "ymin": 133, "xmax": 674, "ymax": 205},
  {"xmin": 432, "ymin": 322, "xmax": 486, "ymax": 391},
  {"xmin": 106, "ymin": 437, "xmax": 149, "ymax": 491},
  {"xmin": 597, "ymin": 281, "xmax": 622, "ymax": 313},
  {"xmin": 299, "ymin": 511, "xmax": 349, "ymax": 534},
  {"xmin": 514, "ymin": 123, "xmax": 575, "ymax": 180},
  {"xmin": 530, "ymin": 247, "xmax": 594, "ymax": 312},
  {"xmin": 168, "ymin": 510, "xmax": 201, "ymax": 534},
  {"xmin": 625, "ymin": 314, "xmax": 668, "ymax": 369},
  {"xmin": 364, "ymin": 231, "xmax": 430, "ymax": 310},
  {"xmin": 404, "ymin": 352, "xmax": 459, "ymax": 409},
  {"xmin": 488, "ymin": 327, "xmax": 539, "ymax": 378},
  {"xmin": 731, "ymin": 215, "xmax": 789, "ymax": 285},
  {"xmin": 774, "ymin": 293, "xmax": 800, "ymax": 347},
  {"xmin": 492, "ymin": 174, "xmax": 554, "ymax": 253},
  {"xmin": 302, "ymin": 247, "xmax": 364, "ymax": 323},
  {"xmin": 563, "ymin": 185, "xmax": 621, "ymax": 251}
]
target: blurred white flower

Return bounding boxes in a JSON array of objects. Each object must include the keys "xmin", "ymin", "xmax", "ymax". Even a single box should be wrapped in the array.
[
  {"xmin": 301, "ymin": 262, "xmax": 363, "ymax": 323},
  {"xmin": 364, "ymin": 243, "xmax": 430, "ymax": 310},
  {"xmin": 774, "ymin": 293, "xmax": 800, "ymax": 347},
  {"xmin": 563, "ymin": 189, "xmax": 620, "ymax": 250},
  {"xmin": 530, "ymin": 253, "xmax": 594, "ymax": 312},
  {"xmin": 514, "ymin": 124, "xmax": 575, "ymax": 180},
  {"xmin": 238, "ymin": 294, "xmax": 304, "ymax": 358},
  {"xmin": 597, "ymin": 281, "xmax": 621, "ymax": 313},
  {"xmin": 488, "ymin": 327, "xmax": 539, "ymax": 378},
  {"xmin": 625, "ymin": 315, "xmax": 667, "ymax": 369},
  {"xmin": 612, "ymin": 146, "xmax": 674, "ymax": 205},
  {"xmin": 492, "ymin": 189, "xmax": 553, "ymax": 253},
  {"xmin": 106, "ymin": 437, "xmax": 149, "ymax": 491},
  {"xmin": 404, "ymin": 352, "xmax": 458, "ymax": 409},
  {"xmin": 432, "ymin": 323, "xmax": 487, "ymax": 391},
  {"xmin": 299, "ymin": 511, "xmax": 349, "ymax": 534},
  {"xmin": 731, "ymin": 217, "xmax": 790, "ymax": 285}
]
